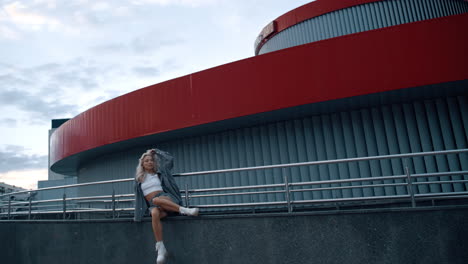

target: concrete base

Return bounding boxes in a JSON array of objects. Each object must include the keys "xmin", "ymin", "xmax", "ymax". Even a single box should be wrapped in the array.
[{"xmin": 1, "ymin": 206, "xmax": 468, "ymax": 264}]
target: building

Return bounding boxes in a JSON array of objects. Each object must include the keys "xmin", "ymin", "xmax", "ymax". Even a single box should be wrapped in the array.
[
  {"xmin": 0, "ymin": 182, "xmax": 29, "ymax": 214},
  {"xmin": 47, "ymin": 0, "xmax": 468, "ymax": 213},
  {"xmin": 0, "ymin": 182, "xmax": 27, "ymax": 197}
]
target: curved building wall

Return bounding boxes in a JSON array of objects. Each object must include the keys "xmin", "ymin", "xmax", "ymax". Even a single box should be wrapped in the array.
[
  {"xmin": 258, "ymin": 0, "xmax": 468, "ymax": 55},
  {"xmin": 48, "ymin": 4, "xmax": 468, "ymax": 212},
  {"xmin": 50, "ymin": 13, "xmax": 468, "ymax": 173}
]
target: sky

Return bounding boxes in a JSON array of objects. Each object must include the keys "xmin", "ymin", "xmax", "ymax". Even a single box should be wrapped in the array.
[{"xmin": 0, "ymin": 0, "xmax": 313, "ymax": 190}]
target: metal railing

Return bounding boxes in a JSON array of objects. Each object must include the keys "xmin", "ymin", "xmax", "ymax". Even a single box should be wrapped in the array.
[{"xmin": 1, "ymin": 149, "xmax": 467, "ymax": 220}]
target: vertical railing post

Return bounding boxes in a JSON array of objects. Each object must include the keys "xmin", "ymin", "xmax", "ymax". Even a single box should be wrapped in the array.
[
  {"xmin": 62, "ymin": 193, "xmax": 67, "ymax": 220},
  {"xmin": 112, "ymin": 188, "xmax": 116, "ymax": 219},
  {"xmin": 251, "ymin": 197, "xmax": 256, "ymax": 214},
  {"xmin": 283, "ymin": 174, "xmax": 292, "ymax": 213},
  {"xmin": 405, "ymin": 167, "xmax": 416, "ymax": 208},
  {"xmin": 185, "ymin": 184, "xmax": 190, "ymax": 207},
  {"xmin": 8, "ymin": 196, "xmax": 11, "ymax": 220},
  {"xmin": 28, "ymin": 194, "xmax": 32, "ymax": 220}
]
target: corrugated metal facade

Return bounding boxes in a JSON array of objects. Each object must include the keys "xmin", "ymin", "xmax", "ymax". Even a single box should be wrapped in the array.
[
  {"xmin": 259, "ymin": 0, "xmax": 468, "ymax": 55},
  {"xmin": 77, "ymin": 94, "xmax": 468, "ymax": 209},
  {"xmin": 36, "ymin": 178, "xmax": 78, "ymax": 212}
]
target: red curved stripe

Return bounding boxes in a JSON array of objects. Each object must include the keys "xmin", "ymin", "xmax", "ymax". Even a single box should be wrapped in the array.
[
  {"xmin": 255, "ymin": 0, "xmax": 383, "ymax": 54},
  {"xmin": 50, "ymin": 13, "xmax": 468, "ymax": 166}
]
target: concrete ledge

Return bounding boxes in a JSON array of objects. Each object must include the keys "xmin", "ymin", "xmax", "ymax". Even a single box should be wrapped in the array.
[{"xmin": 1, "ymin": 206, "xmax": 468, "ymax": 263}]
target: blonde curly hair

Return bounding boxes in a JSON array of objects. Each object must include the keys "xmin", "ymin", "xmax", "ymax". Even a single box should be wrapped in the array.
[{"xmin": 135, "ymin": 149, "xmax": 159, "ymax": 183}]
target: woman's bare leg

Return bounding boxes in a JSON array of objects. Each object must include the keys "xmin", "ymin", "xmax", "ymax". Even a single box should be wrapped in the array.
[
  {"xmin": 152, "ymin": 196, "xmax": 180, "ymax": 212},
  {"xmin": 151, "ymin": 208, "xmax": 167, "ymax": 242},
  {"xmin": 153, "ymin": 196, "xmax": 199, "ymax": 216}
]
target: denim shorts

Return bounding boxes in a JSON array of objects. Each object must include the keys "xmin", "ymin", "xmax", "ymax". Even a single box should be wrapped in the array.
[{"xmin": 148, "ymin": 192, "xmax": 178, "ymax": 214}]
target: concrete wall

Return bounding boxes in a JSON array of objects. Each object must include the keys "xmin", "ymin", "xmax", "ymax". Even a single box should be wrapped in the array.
[{"xmin": 1, "ymin": 207, "xmax": 468, "ymax": 264}]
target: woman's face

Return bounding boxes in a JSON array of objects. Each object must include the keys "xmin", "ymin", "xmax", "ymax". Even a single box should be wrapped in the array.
[{"xmin": 142, "ymin": 155, "xmax": 155, "ymax": 172}]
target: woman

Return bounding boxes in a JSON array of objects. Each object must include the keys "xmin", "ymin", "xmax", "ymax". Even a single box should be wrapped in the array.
[{"xmin": 134, "ymin": 148, "xmax": 199, "ymax": 264}]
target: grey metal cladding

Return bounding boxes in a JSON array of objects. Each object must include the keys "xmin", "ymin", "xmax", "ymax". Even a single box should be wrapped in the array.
[
  {"xmin": 77, "ymin": 94, "xmax": 468, "ymax": 211},
  {"xmin": 258, "ymin": 0, "xmax": 468, "ymax": 55}
]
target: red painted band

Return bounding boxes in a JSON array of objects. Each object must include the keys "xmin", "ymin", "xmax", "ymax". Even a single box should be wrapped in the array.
[
  {"xmin": 50, "ymin": 14, "xmax": 468, "ymax": 166},
  {"xmin": 255, "ymin": 0, "xmax": 384, "ymax": 54}
]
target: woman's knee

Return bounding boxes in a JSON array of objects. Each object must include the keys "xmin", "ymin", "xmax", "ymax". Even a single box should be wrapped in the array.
[
  {"xmin": 152, "ymin": 197, "xmax": 163, "ymax": 206},
  {"xmin": 151, "ymin": 208, "xmax": 161, "ymax": 218},
  {"xmin": 159, "ymin": 210, "xmax": 167, "ymax": 219},
  {"xmin": 159, "ymin": 196, "xmax": 173, "ymax": 203}
]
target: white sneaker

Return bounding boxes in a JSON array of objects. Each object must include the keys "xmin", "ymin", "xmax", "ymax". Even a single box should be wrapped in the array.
[
  {"xmin": 179, "ymin": 207, "xmax": 199, "ymax": 216},
  {"xmin": 156, "ymin": 242, "xmax": 168, "ymax": 264}
]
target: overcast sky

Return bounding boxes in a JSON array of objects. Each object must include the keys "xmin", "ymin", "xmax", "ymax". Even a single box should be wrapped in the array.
[{"xmin": 0, "ymin": 0, "xmax": 313, "ymax": 190}]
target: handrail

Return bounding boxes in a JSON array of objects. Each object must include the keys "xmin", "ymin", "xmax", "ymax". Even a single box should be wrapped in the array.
[
  {"xmin": 0, "ymin": 178, "xmax": 135, "ymax": 198},
  {"xmin": 291, "ymin": 183, "xmax": 408, "ymax": 193},
  {"xmin": 0, "ymin": 208, "xmax": 134, "ymax": 216},
  {"xmin": 289, "ymin": 175, "xmax": 408, "ymax": 187},
  {"xmin": 0, "ymin": 148, "xmax": 467, "ymax": 219},
  {"xmin": 175, "ymin": 148, "xmax": 468, "ymax": 176},
  {"xmin": 411, "ymin": 171, "xmax": 468, "ymax": 178},
  {"xmin": 1, "ymin": 148, "xmax": 466, "ymax": 198}
]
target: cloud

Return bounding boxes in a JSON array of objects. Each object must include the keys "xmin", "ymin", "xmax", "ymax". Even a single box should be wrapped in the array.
[
  {"xmin": 91, "ymin": 2, "xmax": 111, "ymax": 11},
  {"xmin": 160, "ymin": 59, "xmax": 181, "ymax": 71},
  {"xmin": 131, "ymin": 35, "xmax": 184, "ymax": 54},
  {"xmin": 0, "ymin": 55, "xmax": 175, "ymax": 127},
  {"xmin": 32, "ymin": 0, "xmax": 58, "ymax": 9},
  {"xmin": 132, "ymin": 66, "xmax": 160, "ymax": 77},
  {"xmin": 0, "ymin": 1, "xmax": 62, "ymax": 31},
  {"xmin": 51, "ymin": 70, "xmax": 99, "ymax": 89},
  {"xmin": 90, "ymin": 32, "xmax": 185, "ymax": 55},
  {"xmin": 4, "ymin": 144, "xmax": 27, "ymax": 152},
  {"xmin": 72, "ymin": 10, "xmax": 103, "ymax": 27},
  {"xmin": 0, "ymin": 74, "xmax": 33, "ymax": 87},
  {"xmin": 0, "ymin": 0, "xmax": 220, "ymax": 40},
  {"xmin": 131, "ymin": 0, "xmax": 215, "ymax": 7},
  {"xmin": 0, "ymin": 59, "xmax": 118, "ymax": 124},
  {"xmin": 0, "ymin": 118, "xmax": 17, "ymax": 126},
  {"xmin": 0, "ymin": 0, "xmax": 114, "ymax": 38},
  {"xmin": 0, "ymin": 169, "xmax": 48, "ymax": 190},
  {"xmin": 90, "ymin": 43, "xmax": 126, "ymax": 54},
  {"xmin": 2, "ymin": 59, "xmax": 108, "ymax": 90},
  {"xmin": 0, "ymin": 24, "xmax": 20, "ymax": 39},
  {"xmin": 0, "ymin": 145, "xmax": 48, "ymax": 173},
  {"xmin": 0, "ymin": 88, "xmax": 80, "ymax": 124},
  {"xmin": 94, "ymin": 89, "xmax": 125, "ymax": 102}
]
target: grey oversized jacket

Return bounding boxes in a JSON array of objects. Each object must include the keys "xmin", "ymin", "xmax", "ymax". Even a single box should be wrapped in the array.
[{"xmin": 133, "ymin": 149, "xmax": 183, "ymax": 222}]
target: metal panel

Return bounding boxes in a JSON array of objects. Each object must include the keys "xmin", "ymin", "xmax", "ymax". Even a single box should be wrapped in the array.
[
  {"xmin": 259, "ymin": 0, "xmax": 468, "ymax": 55},
  {"xmin": 37, "ymin": 178, "xmax": 77, "ymax": 201},
  {"xmin": 451, "ymin": 96, "xmax": 468, "ymax": 191}
]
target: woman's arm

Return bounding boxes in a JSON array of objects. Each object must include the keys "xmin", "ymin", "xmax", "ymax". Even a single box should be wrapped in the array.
[{"xmin": 153, "ymin": 148, "xmax": 174, "ymax": 171}]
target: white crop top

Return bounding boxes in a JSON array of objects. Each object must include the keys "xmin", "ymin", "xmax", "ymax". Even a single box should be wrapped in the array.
[{"xmin": 141, "ymin": 173, "xmax": 163, "ymax": 196}]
